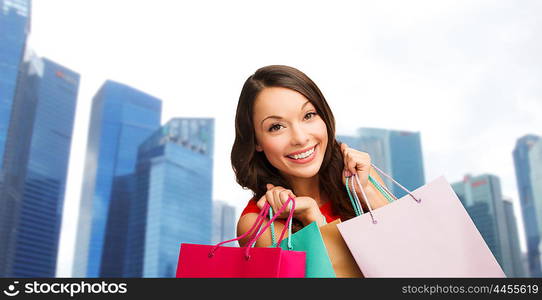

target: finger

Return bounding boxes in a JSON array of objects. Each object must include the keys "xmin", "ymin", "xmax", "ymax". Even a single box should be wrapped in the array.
[
  {"xmin": 352, "ymin": 155, "xmax": 371, "ymax": 191},
  {"xmin": 286, "ymin": 189, "xmax": 296, "ymax": 200},
  {"xmin": 256, "ymin": 195, "xmax": 266, "ymax": 210},
  {"xmin": 272, "ymin": 186, "xmax": 285, "ymax": 200},
  {"xmin": 275, "ymin": 190, "xmax": 289, "ymax": 217},
  {"xmin": 265, "ymin": 190, "xmax": 277, "ymax": 213},
  {"xmin": 341, "ymin": 146, "xmax": 356, "ymax": 174},
  {"xmin": 279, "ymin": 189, "xmax": 291, "ymax": 205},
  {"xmin": 273, "ymin": 191, "xmax": 285, "ymax": 216},
  {"xmin": 344, "ymin": 152, "xmax": 358, "ymax": 176},
  {"xmin": 355, "ymin": 152, "xmax": 371, "ymax": 175},
  {"xmin": 266, "ymin": 183, "xmax": 274, "ymax": 190},
  {"xmin": 272, "ymin": 188, "xmax": 285, "ymax": 214},
  {"xmin": 282, "ymin": 189, "xmax": 296, "ymax": 215}
]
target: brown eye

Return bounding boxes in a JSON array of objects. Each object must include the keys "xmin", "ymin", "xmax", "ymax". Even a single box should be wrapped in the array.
[
  {"xmin": 304, "ymin": 112, "xmax": 317, "ymax": 120},
  {"xmin": 268, "ymin": 124, "xmax": 283, "ymax": 132}
]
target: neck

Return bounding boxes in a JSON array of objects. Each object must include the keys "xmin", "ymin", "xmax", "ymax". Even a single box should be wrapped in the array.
[{"xmin": 283, "ymin": 174, "xmax": 326, "ymax": 206}]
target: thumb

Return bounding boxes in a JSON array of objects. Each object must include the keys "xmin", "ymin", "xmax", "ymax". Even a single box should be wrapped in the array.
[{"xmin": 266, "ymin": 183, "xmax": 274, "ymax": 190}]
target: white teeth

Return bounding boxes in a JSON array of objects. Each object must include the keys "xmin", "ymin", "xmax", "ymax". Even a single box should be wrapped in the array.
[{"xmin": 288, "ymin": 147, "xmax": 315, "ymax": 160}]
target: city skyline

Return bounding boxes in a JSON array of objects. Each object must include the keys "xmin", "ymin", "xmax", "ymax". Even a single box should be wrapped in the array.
[{"xmin": 21, "ymin": 1, "xmax": 542, "ymax": 277}]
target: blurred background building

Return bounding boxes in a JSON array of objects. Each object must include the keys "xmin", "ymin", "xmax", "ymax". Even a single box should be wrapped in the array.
[
  {"xmin": 452, "ymin": 174, "xmax": 526, "ymax": 277},
  {"xmin": 0, "ymin": 46, "xmax": 80, "ymax": 276},
  {"xmin": 213, "ymin": 200, "xmax": 237, "ymax": 247},
  {"xmin": 72, "ymin": 80, "xmax": 162, "ymax": 277},
  {"xmin": 123, "ymin": 118, "xmax": 214, "ymax": 278},
  {"xmin": 337, "ymin": 127, "xmax": 425, "ymax": 198},
  {"xmin": 513, "ymin": 135, "xmax": 542, "ymax": 277}
]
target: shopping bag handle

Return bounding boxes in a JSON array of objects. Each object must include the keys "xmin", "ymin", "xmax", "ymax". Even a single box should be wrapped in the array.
[
  {"xmin": 345, "ymin": 163, "xmax": 422, "ymax": 224},
  {"xmin": 346, "ymin": 174, "xmax": 377, "ymax": 223},
  {"xmin": 209, "ymin": 200, "xmax": 269, "ymax": 256},
  {"xmin": 245, "ymin": 200, "xmax": 294, "ymax": 248},
  {"xmin": 248, "ymin": 206, "xmax": 293, "ymax": 250},
  {"xmin": 209, "ymin": 197, "xmax": 295, "ymax": 260},
  {"xmin": 369, "ymin": 163, "xmax": 421, "ymax": 203},
  {"xmin": 245, "ymin": 197, "xmax": 295, "ymax": 259}
]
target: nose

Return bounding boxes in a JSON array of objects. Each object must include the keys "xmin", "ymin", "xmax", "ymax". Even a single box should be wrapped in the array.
[{"xmin": 290, "ymin": 123, "xmax": 310, "ymax": 146}]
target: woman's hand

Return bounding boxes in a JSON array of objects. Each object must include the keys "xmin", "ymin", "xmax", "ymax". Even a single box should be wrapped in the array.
[
  {"xmin": 340, "ymin": 143, "xmax": 389, "ymax": 210},
  {"xmin": 256, "ymin": 184, "xmax": 323, "ymax": 226},
  {"xmin": 341, "ymin": 142, "xmax": 372, "ymax": 190}
]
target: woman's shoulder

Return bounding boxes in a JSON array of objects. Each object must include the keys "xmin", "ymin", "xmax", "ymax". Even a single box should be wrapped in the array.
[{"xmin": 240, "ymin": 197, "xmax": 259, "ymax": 216}]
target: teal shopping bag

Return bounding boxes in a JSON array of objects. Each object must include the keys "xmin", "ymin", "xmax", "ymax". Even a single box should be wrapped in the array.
[
  {"xmin": 255, "ymin": 205, "xmax": 336, "ymax": 278},
  {"xmin": 278, "ymin": 221, "xmax": 336, "ymax": 278}
]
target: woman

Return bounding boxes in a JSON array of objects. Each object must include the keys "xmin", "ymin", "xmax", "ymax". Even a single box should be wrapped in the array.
[{"xmin": 231, "ymin": 65, "xmax": 390, "ymax": 248}]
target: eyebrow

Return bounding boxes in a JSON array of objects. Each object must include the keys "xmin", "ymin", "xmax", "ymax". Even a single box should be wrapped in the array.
[{"xmin": 260, "ymin": 100, "xmax": 312, "ymax": 127}]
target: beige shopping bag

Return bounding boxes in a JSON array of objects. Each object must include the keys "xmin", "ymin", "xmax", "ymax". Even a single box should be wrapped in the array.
[{"xmin": 320, "ymin": 219, "xmax": 364, "ymax": 278}]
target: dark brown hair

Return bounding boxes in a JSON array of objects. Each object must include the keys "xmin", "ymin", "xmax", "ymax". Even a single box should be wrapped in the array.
[{"xmin": 231, "ymin": 65, "xmax": 356, "ymax": 228}]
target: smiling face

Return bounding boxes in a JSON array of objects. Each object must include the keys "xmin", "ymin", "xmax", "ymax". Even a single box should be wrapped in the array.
[{"xmin": 253, "ymin": 87, "xmax": 328, "ymax": 181}]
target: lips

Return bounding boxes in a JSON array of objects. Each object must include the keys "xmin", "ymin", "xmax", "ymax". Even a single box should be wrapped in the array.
[
  {"xmin": 286, "ymin": 144, "xmax": 318, "ymax": 164},
  {"xmin": 286, "ymin": 145, "xmax": 317, "ymax": 157}
]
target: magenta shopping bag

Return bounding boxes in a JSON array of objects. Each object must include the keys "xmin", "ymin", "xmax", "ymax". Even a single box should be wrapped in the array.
[
  {"xmin": 337, "ymin": 165, "xmax": 506, "ymax": 278},
  {"xmin": 176, "ymin": 198, "xmax": 306, "ymax": 278}
]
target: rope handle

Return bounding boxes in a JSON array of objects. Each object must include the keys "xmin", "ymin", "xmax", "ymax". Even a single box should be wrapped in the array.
[
  {"xmin": 369, "ymin": 163, "xmax": 421, "ymax": 203},
  {"xmin": 245, "ymin": 197, "xmax": 296, "ymax": 259},
  {"xmin": 208, "ymin": 197, "xmax": 295, "ymax": 260}
]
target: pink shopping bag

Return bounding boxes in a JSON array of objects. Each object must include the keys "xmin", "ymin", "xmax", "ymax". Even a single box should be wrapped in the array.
[
  {"xmin": 176, "ymin": 197, "xmax": 306, "ymax": 278},
  {"xmin": 337, "ymin": 165, "xmax": 506, "ymax": 278}
]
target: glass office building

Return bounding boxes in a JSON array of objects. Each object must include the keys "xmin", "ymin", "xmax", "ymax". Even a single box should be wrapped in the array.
[
  {"xmin": 72, "ymin": 80, "xmax": 162, "ymax": 277},
  {"xmin": 122, "ymin": 118, "xmax": 214, "ymax": 278},
  {"xmin": 0, "ymin": 0, "xmax": 31, "ymax": 172},
  {"xmin": 389, "ymin": 130, "xmax": 425, "ymax": 197},
  {"xmin": 503, "ymin": 199, "xmax": 527, "ymax": 277},
  {"xmin": 513, "ymin": 134, "xmax": 542, "ymax": 277},
  {"xmin": 212, "ymin": 200, "xmax": 237, "ymax": 246},
  {"xmin": 0, "ymin": 52, "xmax": 79, "ymax": 277},
  {"xmin": 99, "ymin": 173, "xmax": 136, "ymax": 277},
  {"xmin": 452, "ymin": 174, "xmax": 518, "ymax": 277},
  {"xmin": 337, "ymin": 127, "xmax": 425, "ymax": 198},
  {"xmin": 529, "ymin": 139, "xmax": 542, "ymax": 275}
]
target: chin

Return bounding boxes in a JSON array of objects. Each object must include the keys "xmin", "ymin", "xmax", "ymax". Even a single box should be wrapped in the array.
[{"xmin": 286, "ymin": 162, "xmax": 323, "ymax": 179}]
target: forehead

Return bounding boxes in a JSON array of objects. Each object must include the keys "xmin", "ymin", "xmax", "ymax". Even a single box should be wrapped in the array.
[{"xmin": 253, "ymin": 87, "xmax": 313, "ymax": 119}]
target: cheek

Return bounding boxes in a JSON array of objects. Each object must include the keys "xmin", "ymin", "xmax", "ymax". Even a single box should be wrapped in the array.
[
  {"xmin": 260, "ymin": 137, "xmax": 287, "ymax": 159},
  {"xmin": 313, "ymin": 120, "xmax": 328, "ymax": 143}
]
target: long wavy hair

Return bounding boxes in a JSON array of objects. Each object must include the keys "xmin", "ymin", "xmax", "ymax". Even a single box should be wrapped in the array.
[{"xmin": 231, "ymin": 65, "xmax": 356, "ymax": 229}]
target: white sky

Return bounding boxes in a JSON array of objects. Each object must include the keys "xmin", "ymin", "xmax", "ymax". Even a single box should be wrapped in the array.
[{"xmin": 27, "ymin": 0, "xmax": 541, "ymax": 277}]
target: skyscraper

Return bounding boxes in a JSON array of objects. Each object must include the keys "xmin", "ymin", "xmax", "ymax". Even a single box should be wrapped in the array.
[
  {"xmin": 389, "ymin": 130, "xmax": 425, "ymax": 197},
  {"xmin": 452, "ymin": 174, "xmax": 517, "ymax": 277},
  {"xmin": 0, "ymin": 52, "xmax": 80, "ymax": 277},
  {"xmin": 122, "ymin": 118, "xmax": 214, "ymax": 278},
  {"xmin": 513, "ymin": 134, "xmax": 542, "ymax": 277},
  {"xmin": 0, "ymin": 0, "xmax": 31, "ymax": 172},
  {"xmin": 337, "ymin": 127, "xmax": 425, "ymax": 198},
  {"xmin": 503, "ymin": 198, "xmax": 527, "ymax": 277},
  {"xmin": 72, "ymin": 80, "xmax": 162, "ymax": 277},
  {"xmin": 528, "ymin": 138, "xmax": 542, "ymax": 275},
  {"xmin": 212, "ymin": 200, "xmax": 237, "ymax": 246}
]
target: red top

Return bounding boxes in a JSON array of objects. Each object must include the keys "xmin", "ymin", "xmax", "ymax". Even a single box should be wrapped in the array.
[{"xmin": 241, "ymin": 198, "xmax": 341, "ymax": 224}]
